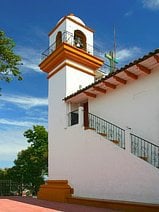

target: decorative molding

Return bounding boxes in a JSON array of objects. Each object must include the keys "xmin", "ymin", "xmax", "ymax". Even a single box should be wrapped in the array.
[
  {"xmin": 67, "ymin": 196, "xmax": 159, "ymax": 211},
  {"xmin": 47, "ymin": 63, "xmax": 66, "ymax": 79},
  {"xmin": 39, "ymin": 43, "xmax": 104, "ymax": 73},
  {"xmin": 47, "ymin": 61, "xmax": 95, "ymax": 79},
  {"xmin": 65, "ymin": 62, "xmax": 95, "ymax": 76},
  {"xmin": 124, "ymin": 70, "xmax": 138, "ymax": 80},
  {"xmin": 136, "ymin": 64, "xmax": 151, "ymax": 74},
  {"xmin": 113, "ymin": 76, "xmax": 127, "ymax": 84},
  {"xmin": 93, "ymin": 86, "xmax": 106, "ymax": 93},
  {"xmin": 154, "ymin": 55, "xmax": 159, "ymax": 63},
  {"xmin": 103, "ymin": 82, "xmax": 116, "ymax": 89},
  {"xmin": 84, "ymin": 91, "xmax": 96, "ymax": 98},
  {"xmin": 37, "ymin": 180, "xmax": 73, "ymax": 202},
  {"xmin": 37, "ymin": 180, "xmax": 159, "ymax": 210}
]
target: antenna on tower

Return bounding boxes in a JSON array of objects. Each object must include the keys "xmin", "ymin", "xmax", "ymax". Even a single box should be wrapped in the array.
[
  {"xmin": 105, "ymin": 24, "xmax": 118, "ymax": 73},
  {"xmin": 113, "ymin": 24, "xmax": 117, "ymax": 65}
]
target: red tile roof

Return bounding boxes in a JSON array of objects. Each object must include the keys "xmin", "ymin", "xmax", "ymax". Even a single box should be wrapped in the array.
[{"xmin": 64, "ymin": 49, "xmax": 159, "ymax": 103}]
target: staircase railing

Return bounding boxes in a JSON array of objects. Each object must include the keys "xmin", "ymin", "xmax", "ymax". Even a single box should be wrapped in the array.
[
  {"xmin": 88, "ymin": 113, "xmax": 125, "ymax": 149},
  {"xmin": 86, "ymin": 112, "xmax": 159, "ymax": 169},
  {"xmin": 131, "ymin": 133, "xmax": 159, "ymax": 168}
]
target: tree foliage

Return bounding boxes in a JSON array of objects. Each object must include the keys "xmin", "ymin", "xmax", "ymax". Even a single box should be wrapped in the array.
[
  {"xmin": 0, "ymin": 30, "xmax": 22, "ymax": 83},
  {"xmin": 4, "ymin": 125, "xmax": 48, "ymax": 195},
  {"xmin": 0, "ymin": 168, "xmax": 9, "ymax": 180}
]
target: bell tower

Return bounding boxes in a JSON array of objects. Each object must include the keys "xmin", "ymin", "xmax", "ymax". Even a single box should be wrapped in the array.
[
  {"xmin": 38, "ymin": 14, "xmax": 103, "ymax": 202},
  {"xmin": 40, "ymin": 13, "xmax": 103, "ymax": 95}
]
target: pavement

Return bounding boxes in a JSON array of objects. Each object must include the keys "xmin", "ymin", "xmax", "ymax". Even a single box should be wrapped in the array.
[{"xmin": 0, "ymin": 196, "xmax": 117, "ymax": 212}]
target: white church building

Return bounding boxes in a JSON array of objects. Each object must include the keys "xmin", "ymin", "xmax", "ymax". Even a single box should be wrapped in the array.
[{"xmin": 38, "ymin": 14, "xmax": 159, "ymax": 207}]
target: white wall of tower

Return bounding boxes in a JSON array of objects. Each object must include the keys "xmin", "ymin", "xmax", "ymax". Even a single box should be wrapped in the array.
[
  {"xmin": 66, "ymin": 65, "xmax": 94, "ymax": 96},
  {"xmin": 48, "ymin": 67, "xmax": 66, "ymax": 178}
]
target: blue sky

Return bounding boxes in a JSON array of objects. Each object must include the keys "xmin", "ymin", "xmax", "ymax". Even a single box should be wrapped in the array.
[{"xmin": 0, "ymin": 0, "xmax": 159, "ymax": 168}]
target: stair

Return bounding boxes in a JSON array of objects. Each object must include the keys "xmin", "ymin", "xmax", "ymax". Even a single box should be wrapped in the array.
[
  {"xmin": 84, "ymin": 127, "xmax": 96, "ymax": 131},
  {"xmin": 98, "ymin": 132, "xmax": 107, "ymax": 137},
  {"xmin": 139, "ymin": 156, "xmax": 148, "ymax": 161},
  {"xmin": 88, "ymin": 113, "xmax": 125, "ymax": 149},
  {"xmin": 87, "ymin": 112, "xmax": 159, "ymax": 169},
  {"xmin": 110, "ymin": 139, "xmax": 120, "ymax": 145}
]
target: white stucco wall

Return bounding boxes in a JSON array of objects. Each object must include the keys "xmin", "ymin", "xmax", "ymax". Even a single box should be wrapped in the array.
[
  {"xmin": 48, "ymin": 68, "xmax": 66, "ymax": 177},
  {"xmin": 89, "ymin": 67, "xmax": 159, "ymax": 145},
  {"xmin": 49, "ymin": 122, "xmax": 159, "ymax": 204},
  {"xmin": 66, "ymin": 65, "xmax": 94, "ymax": 96},
  {"xmin": 48, "ymin": 65, "xmax": 159, "ymax": 204},
  {"xmin": 47, "ymin": 16, "xmax": 159, "ymax": 204},
  {"xmin": 48, "ymin": 65, "xmax": 94, "ymax": 177}
]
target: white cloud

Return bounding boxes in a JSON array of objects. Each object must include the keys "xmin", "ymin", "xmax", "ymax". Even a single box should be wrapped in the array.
[
  {"xmin": 0, "ymin": 102, "xmax": 5, "ymax": 109},
  {"xmin": 0, "ymin": 94, "xmax": 48, "ymax": 109},
  {"xmin": 124, "ymin": 11, "xmax": 133, "ymax": 16},
  {"xmin": 94, "ymin": 39, "xmax": 142, "ymax": 71},
  {"xmin": 0, "ymin": 118, "xmax": 47, "ymax": 127},
  {"xmin": 16, "ymin": 46, "xmax": 42, "ymax": 73},
  {"xmin": 24, "ymin": 105, "xmax": 47, "ymax": 118},
  {"xmin": 23, "ymin": 61, "xmax": 40, "ymax": 72},
  {"xmin": 94, "ymin": 38, "xmax": 142, "ymax": 64},
  {"xmin": 0, "ymin": 128, "xmax": 29, "ymax": 168},
  {"xmin": 117, "ymin": 47, "xmax": 141, "ymax": 64},
  {"xmin": 142, "ymin": 0, "xmax": 159, "ymax": 10},
  {"xmin": 0, "ymin": 120, "xmax": 48, "ymax": 168}
]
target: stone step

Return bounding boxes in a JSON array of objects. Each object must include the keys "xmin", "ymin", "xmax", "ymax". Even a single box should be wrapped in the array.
[{"xmin": 98, "ymin": 132, "xmax": 107, "ymax": 137}]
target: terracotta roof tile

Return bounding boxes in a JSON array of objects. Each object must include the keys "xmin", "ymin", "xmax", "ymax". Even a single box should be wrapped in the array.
[{"xmin": 64, "ymin": 48, "xmax": 159, "ymax": 101}]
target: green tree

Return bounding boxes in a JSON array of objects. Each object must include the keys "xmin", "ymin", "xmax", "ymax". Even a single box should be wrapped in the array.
[
  {"xmin": 9, "ymin": 125, "xmax": 48, "ymax": 195},
  {"xmin": 0, "ymin": 30, "xmax": 22, "ymax": 83},
  {"xmin": 0, "ymin": 168, "xmax": 9, "ymax": 180}
]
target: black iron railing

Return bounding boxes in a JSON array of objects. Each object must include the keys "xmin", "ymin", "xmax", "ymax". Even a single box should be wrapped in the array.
[
  {"xmin": 0, "ymin": 180, "xmax": 21, "ymax": 196},
  {"xmin": 41, "ymin": 31, "xmax": 94, "ymax": 60},
  {"xmin": 88, "ymin": 113, "xmax": 125, "ymax": 149},
  {"xmin": 68, "ymin": 110, "xmax": 79, "ymax": 126},
  {"xmin": 85, "ymin": 113, "xmax": 159, "ymax": 168},
  {"xmin": 131, "ymin": 133, "xmax": 159, "ymax": 168},
  {"xmin": 41, "ymin": 31, "xmax": 110, "ymax": 74}
]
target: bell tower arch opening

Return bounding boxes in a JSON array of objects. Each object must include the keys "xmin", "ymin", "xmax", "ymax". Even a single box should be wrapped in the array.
[
  {"xmin": 74, "ymin": 30, "xmax": 86, "ymax": 51},
  {"xmin": 56, "ymin": 31, "xmax": 62, "ymax": 48}
]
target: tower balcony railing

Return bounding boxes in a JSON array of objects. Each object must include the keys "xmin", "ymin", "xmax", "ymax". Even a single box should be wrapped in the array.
[
  {"xmin": 41, "ymin": 31, "xmax": 106, "ymax": 62},
  {"xmin": 41, "ymin": 31, "xmax": 94, "ymax": 60}
]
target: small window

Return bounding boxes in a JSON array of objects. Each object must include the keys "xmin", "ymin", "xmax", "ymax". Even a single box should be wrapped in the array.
[
  {"xmin": 74, "ymin": 30, "xmax": 86, "ymax": 51},
  {"xmin": 56, "ymin": 31, "xmax": 62, "ymax": 48},
  {"xmin": 68, "ymin": 110, "xmax": 79, "ymax": 126}
]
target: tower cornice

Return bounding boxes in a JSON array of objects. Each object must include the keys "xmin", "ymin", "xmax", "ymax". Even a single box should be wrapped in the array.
[{"xmin": 39, "ymin": 42, "xmax": 104, "ymax": 76}]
